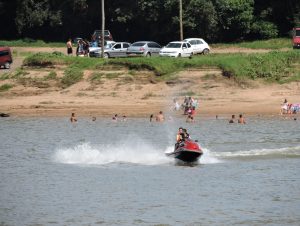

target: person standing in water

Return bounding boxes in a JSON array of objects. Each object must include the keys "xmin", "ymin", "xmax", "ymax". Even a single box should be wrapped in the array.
[
  {"xmin": 238, "ymin": 114, "xmax": 246, "ymax": 124},
  {"xmin": 229, "ymin": 114, "xmax": 235, "ymax": 123},
  {"xmin": 156, "ymin": 111, "xmax": 165, "ymax": 122},
  {"xmin": 70, "ymin": 113, "xmax": 77, "ymax": 123},
  {"xmin": 150, "ymin": 114, "xmax": 154, "ymax": 122}
]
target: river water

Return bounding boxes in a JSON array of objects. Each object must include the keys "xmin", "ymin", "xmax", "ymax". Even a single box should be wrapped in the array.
[{"xmin": 1, "ymin": 116, "xmax": 300, "ymax": 226}]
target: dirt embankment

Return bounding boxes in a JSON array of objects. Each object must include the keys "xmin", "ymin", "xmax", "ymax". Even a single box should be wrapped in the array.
[{"xmin": 0, "ymin": 47, "xmax": 299, "ymax": 117}]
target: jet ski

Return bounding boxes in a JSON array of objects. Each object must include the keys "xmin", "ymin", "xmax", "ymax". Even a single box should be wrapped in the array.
[{"xmin": 166, "ymin": 139, "xmax": 203, "ymax": 163}]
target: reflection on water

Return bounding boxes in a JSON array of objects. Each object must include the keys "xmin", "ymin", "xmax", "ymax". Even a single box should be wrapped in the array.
[{"xmin": 0, "ymin": 117, "xmax": 300, "ymax": 225}]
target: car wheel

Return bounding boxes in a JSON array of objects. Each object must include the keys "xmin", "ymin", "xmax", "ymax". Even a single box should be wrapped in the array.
[
  {"xmin": 4, "ymin": 62, "xmax": 10, "ymax": 69},
  {"xmin": 146, "ymin": 52, "xmax": 151, "ymax": 57},
  {"xmin": 177, "ymin": 53, "xmax": 181, "ymax": 58},
  {"xmin": 189, "ymin": 52, "xmax": 193, "ymax": 59},
  {"xmin": 103, "ymin": 53, "xmax": 109, "ymax": 58},
  {"xmin": 203, "ymin": 49, "xmax": 209, "ymax": 55}
]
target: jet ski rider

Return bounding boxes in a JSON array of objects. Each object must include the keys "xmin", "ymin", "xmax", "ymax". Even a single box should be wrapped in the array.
[{"xmin": 175, "ymin": 127, "xmax": 188, "ymax": 150}]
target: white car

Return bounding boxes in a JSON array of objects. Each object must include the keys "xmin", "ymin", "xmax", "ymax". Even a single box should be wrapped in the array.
[
  {"xmin": 183, "ymin": 38, "xmax": 210, "ymax": 54},
  {"xmin": 159, "ymin": 41, "xmax": 193, "ymax": 58}
]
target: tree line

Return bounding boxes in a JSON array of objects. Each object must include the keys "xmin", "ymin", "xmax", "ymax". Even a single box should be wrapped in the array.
[{"xmin": 0, "ymin": 0, "xmax": 299, "ymax": 44}]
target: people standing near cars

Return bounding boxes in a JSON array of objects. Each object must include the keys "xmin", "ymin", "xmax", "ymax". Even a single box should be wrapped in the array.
[
  {"xmin": 76, "ymin": 40, "xmax": 84, "ymax": 56},
  {"xmin": 83, "ymin": 39, "xmax": 90, "ymax": 56},
  {"xmin": 66, "ymin": 38, "xmax": 73, "ymax": 56}
]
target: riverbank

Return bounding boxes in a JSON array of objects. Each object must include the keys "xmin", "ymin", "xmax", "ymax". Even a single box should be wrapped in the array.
[
  {"xmin": 1, "ymin": 46, "xmax": 299, "ymax": 118},
  {"xmin": 1, "ymin": 67, "xmax": 299, "ymax": 117}
]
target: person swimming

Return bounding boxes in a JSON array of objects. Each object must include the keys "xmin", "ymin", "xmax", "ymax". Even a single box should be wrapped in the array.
[
  {"xmin": 229, "ymin": 114, "xmax": 235, "ymax": 123},
  {"xmin": 238, "ymin": 114, "xmax": 246, "ymax": 124},
  {"xmin": 156, "ymin": 111, "xmax": 165, "ymax": 122},
  {"xmin": 112, "ymin": 114, "xmax": 118, "ymax": 121},
  {"xmin": 70, "ymin": 113, "xmax": 77, "ymax": 123}
]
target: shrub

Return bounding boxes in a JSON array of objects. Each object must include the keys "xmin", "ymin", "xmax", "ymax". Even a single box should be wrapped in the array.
[
  {"xmin": 23, "ymin": 52, "xmax": 65, "ymax": 67},
  {"xmin": 44, "ymin": 71, "xmax": 57, "ymax": 80},
  {"xmin": 251, "ymin": 21, "xmax": 279, "ymax": 39},
  {"xmin": 0, "ymin": 84, "xmax": 13, "ymax": 92},
  {"xmin": 61, "ymin": 68, "xmax": 83, "ymax": 88}
]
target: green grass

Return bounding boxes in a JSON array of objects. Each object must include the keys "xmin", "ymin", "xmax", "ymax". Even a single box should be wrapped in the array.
[
  {"xmin": 11, "ymin": 68, "xmax": 30, "ymax": 79},
  {"xmin": 61, "ymin": 68, "xmax": 83, "ymax": 88},
  {"xmin": 0, "ymin": 84, "xmax": 13, "ymax": 92},
  {"xmin": 0, "ymin": 73, "xmax": 10, "ymax": 80},
  {"xmin": 44, "ymin": 71, "xmax": 57, "ymax": 80},
  {"xmin": 212, "ymin": 38, "xmax": 291, "ymax": 49},
  {"xmin": 0, "ymin": 39, "xmax": 65, "ymax": 47},
  {"xmin": 23, "ymin": 50, "xmax": 300, "ymax": 83}
]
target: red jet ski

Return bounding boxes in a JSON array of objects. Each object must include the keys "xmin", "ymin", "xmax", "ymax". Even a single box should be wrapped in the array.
[{"xmin": 166, "ymin": 139, "xmax": 203, "ymax": 163}]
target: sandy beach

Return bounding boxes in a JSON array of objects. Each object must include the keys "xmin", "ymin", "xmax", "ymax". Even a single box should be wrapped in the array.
[{"xmin": 0, "ymin": 47, "xmax": 299, "ymax": 118}]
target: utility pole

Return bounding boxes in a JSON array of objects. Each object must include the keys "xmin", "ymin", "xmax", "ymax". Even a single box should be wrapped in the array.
[
  {"xmin": 179, "ymin": 0, "xmax": 183, "ymax": 41},
  {"xmin": 101, "ymin": 0, "xmax": 105, "ymax": 58}
]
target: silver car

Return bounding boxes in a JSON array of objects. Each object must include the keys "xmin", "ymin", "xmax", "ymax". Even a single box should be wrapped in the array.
[
  {"xmin": 89, "ymin": 42, "xmax": 130, "ymax": 58},
  {"xmin": 126, "ymin": 41, "xmax": 161, "ymax": 57}
]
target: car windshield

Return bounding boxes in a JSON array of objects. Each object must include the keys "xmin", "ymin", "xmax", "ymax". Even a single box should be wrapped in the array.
[
  {"xmin": 166, "ymin": 43, "xmax": 182, "ymax": 48},
  {"xmin": 105, "ymin": 44, "xmax": 114, "ymax": 48},
  {"xmin": 132, "ymin": 42, "xmax": 146, "ymax": 47},
  {"xmin": 296, "ymin": 30, "xmax": 300, "ymax": 36}
]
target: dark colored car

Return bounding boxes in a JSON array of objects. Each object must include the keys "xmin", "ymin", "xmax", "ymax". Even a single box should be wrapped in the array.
[
  {"xmin": 92, "ymin": 30, "xmax": 113, "ymax": 42},
  {"xmin": 0, "ymin": 47, "xmax": 13, "ymax": 69}
]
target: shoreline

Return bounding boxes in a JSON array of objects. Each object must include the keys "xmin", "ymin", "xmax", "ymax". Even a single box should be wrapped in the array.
[{"xmin": 1, "ymin": 105, "xmax": 296, "ymax": 118}]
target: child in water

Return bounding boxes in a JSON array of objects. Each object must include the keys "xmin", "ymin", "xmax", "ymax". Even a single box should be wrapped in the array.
[{"xmin": 70, "ymin": 113, "xmax": 77, "ymax": 123}]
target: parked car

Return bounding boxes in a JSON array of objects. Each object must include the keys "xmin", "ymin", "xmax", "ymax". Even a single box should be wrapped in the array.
[
  {"xmin": 92, "ymin": 30, "xmax": 113, "ymax": 41},
  {"xmin": 73, "ymin": 37, "xmax": 83, "ymax": 44},
  {"xmin": 183, "ymin": 38, "xmax": 210, "ymax": 54},
  {"xmin": 292, "ymin": 27, "xmax": 300, "ymax": 49},
  {"xmin": 159, "ymin": 41, "xmax": 193, "ymax": 58},
  {"xmin": 0, "ymin": 47, "xmax": 13, "ymax": 69},
  {"xmin": 127, "ymin": 41, "xmax": 161, "ymax": 57},
  {"xmin": 89, "ymin": 42, "xmax": 130, "ymax": 58}
]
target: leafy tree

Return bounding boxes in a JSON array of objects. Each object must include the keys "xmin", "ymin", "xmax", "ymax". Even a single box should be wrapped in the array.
[
  {"xmin": 184, "ymin": 0, "xmax": 218, "ymax": 41},
  {"xmin": 214, "ymin": 0, "xmax": 254, "ymax": 41},
  {"xmin": 15, "ymin": 0, "xmax": 62, "ymax": 35}
]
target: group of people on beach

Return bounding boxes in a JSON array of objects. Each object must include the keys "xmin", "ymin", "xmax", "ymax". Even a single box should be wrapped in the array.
[
  {"xmin": 66, "ymin": 38, "xmax": 90, "ymax": 57},
  {"xmin": 280, "ymin": 98, "xmax": 300, "ymax": 115},
  {"xmin": 173, "ymin": 96, "xmax": 198, "ymax": 123}
]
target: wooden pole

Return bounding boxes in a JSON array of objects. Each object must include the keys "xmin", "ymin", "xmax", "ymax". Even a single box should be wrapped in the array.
[
  {"xmin": 179, "ymin": 0, "xmax": 183, "ymax": 41},
  {"xmin": 101, "ymin": 0, "xmax": 105, "ymax": 58}
]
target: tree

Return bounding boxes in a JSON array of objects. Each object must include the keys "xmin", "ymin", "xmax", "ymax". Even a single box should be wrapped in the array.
[
  {"xmin": 184, "ymin": 0, "xmax": 218, "ymax": 41},
  {"xmin": 214, "ymin": 0, "xmax": 254, "ymax": 41}
]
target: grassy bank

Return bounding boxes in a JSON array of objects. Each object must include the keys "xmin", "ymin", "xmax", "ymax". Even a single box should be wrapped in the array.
[
  {"xmin": 1, "ymin": 38, "xmax": 292, "ymax": 49},
  {"xmin": 23, "ymin": 50, "xmax": 300, "ymax": 83},
  {"xmin": 0, "ymin": 39, "xmax": 65, "ymax": 47},
  {"xmin": 212, "ymin": 38, "xmax": 291, "ymax": 49}
]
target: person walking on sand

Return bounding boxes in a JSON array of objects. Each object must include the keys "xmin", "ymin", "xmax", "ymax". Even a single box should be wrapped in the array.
[
  {"xmin": 66, "ymin": 38, "xmax": 73, "ymax": 56},
  {"xmin": 238, "ymin": 114, "xmax": 246, "ymax": 124},
  {"xmin": 156, "ymin": 111, "xmax": 165, "ymax": 122},
  {"xmin": 70, "ymin": 113, "xmax": 77, "ymax": 123}
]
